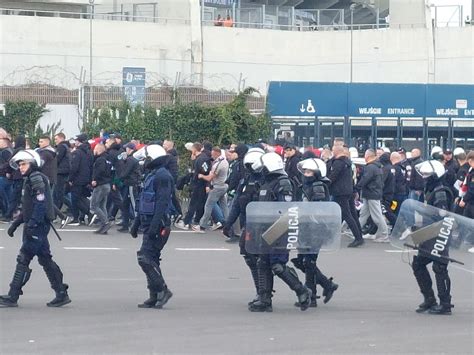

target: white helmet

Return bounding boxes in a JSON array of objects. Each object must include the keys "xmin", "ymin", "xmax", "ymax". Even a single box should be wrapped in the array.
[
  {"xmin": 243, "ymin": 147, "xmax": 265, "ymax": 172},
  {"xmin": 453, "ymin": 147, "xmax": 465, "ymax": 157},
  {"xmin": 430, "ymin": 146, "xmax": 443, "ymax": 157},
  {"xmin": 349, "ymin": 147, "xmax": 358, "ymax": 159},
  {"xmin": 415, "ymin": 160, "xmax": 445, "ymax": 179},
  {"xmin": 261, "ymin": 152, "xmax": 285, "ymax": 174},
  {"xmin": 9, "ymin": 149, "xmax": 42, "ymax": 170},
  {"xmin": 297, "ymin": 158, "xmax": 327, "ymax": 178},
  {"xmin": 133, "ymin": 144, "xmax": 166, "ymax": 161}
]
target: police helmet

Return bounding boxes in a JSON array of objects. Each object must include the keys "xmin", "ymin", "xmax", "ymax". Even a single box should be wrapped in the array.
[
  {"xmin": 133, "ymin": 144, "xmax": 166, "ymax": 162},
  {"xmin": 430, "ymin": 146, "xmax": 444, "ymax": 159},
  {"xmin": 297, "ymin": 158, "xmax": 327, "ymax": 178},
  {"xmin": 415, "ymin": 160, "xmax": 446, "ymax": 179},
  {"xmin": 453, "ymin": 147, "xmax": 465, "ymax": 158},
  {"xmin": 260, "ymin": 152, "xmax": 285, "ymax": 175},
  {"xmin": 243, "ymin": 147, "xmax": 265, "ymax": 172},
  {"xmin": 9, "ymin": 149, "xmax": 42, "ymax": 170}
]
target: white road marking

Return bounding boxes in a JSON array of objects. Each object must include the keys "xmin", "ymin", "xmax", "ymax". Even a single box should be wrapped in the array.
[
  {"xmin": 175, "ymin": 248, "xmax": 230, "ymax": 251},
  {"xmin": 171, "ymin": 230, "xmax": 199, "ymax": 233},
  {"xmin": 453, "ymin": 266, "xmax": 474, "ymax": 274},
  {"xmin": 90, "ymin": 278, "xmax": 141, "ymax": 281},
  {"xmin": 384, "ymin": 250, "xmax": 416, "ymax": 253},
  {"xmin": 0, "ymin": 246, "xmax": 4, "ymax": 249},
  {"xmin": 63, "ymin": 247, "xmax": 121, "ymax": 250},
  {"xmin": 59, "ymin": 229, "xmax": 95, "ymax": 232}
]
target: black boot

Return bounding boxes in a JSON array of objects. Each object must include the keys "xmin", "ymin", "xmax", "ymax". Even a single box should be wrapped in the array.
[
  {"xmin": 322, "ymin": 277, "xmax": 339, "ymax": 304},
  {"xmin": 272, "ymin": 263, "xmax": 311, "ymax": 311},
  {"xmin": 155, "ymin": 288, "xmax": 173, "ymax": 309},
  {"xmin": 244, "ymin": 255, "xmax": 260, "ymax": 306},
  {"xmin": 0, "ymin": 260, "xmax": 32, "ymax": 307},
  {"xmin": 249, "ymin": 258, "xmax": 273, "ymax": 312},
  {"xmin": 47, "ymin": 284, "xmax": 71, "ymax": 307},
  {"xmin": 138, "ymin": 291, "xmax": 158, "ymax": 308},
  {"xmin": 415, "ymin": 292, "xmax": 437, "ymax": 313},
  {"xmin": 295, "ymin": 257, "xmax": 317, "ymax": 308},
  {"xmin": 428, "ymin": 303, "xmax": 453, "ymax": 315}
]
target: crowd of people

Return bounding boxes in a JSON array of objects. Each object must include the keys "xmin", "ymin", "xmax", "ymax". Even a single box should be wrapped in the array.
[{"xmin": 1, "ymin": 126, "xmax": 473, "ymax": 313}]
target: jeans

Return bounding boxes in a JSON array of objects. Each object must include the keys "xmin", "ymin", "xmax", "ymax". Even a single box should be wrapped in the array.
[
  {"xmin": 199, "ymin": 185, "xmax": 229, "ymax": 228},
  {"xmin": 0, "ymin": 176, "xmax": 12, "ymax": 216},
  {"xmin": 359, "ymin": 198, "xmax": 388, "ymax": 238},
  {"xmin": 90, "ymin": 184, "xmax": 111, "ymax": 225}
]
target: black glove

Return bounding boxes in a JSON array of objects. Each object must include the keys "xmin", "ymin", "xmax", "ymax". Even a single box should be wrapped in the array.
[
  {"xmin": 7, "ymin": 219, "xmax": 22, "ymax": 238},
  {"xmin": 130, "ymin": 218, "xmax": 140, "ymax": 239}
]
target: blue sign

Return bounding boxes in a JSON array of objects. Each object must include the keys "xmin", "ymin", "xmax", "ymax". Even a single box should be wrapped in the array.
[
  {"xmin": 123, "ymin": 67, "xmax": 146, "ymax": 106},
  {"xmin": 267, "ymin": 81, "xmax": 474, "ymax": 119},
  {"xmin": 348, "ymin": 83, "xmax": 425, "ymax": 117},
  {"xmin": 426, "ymin": 84, "xmax": 474, "ymax": 118},
  {"xmin": 267, "ymin": 82, "xmax": 348, "ymax": 117}
]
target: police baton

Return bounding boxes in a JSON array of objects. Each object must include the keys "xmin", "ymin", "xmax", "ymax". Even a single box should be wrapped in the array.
[
  {"xmin": 49, "ymin": 221, "xmax": 63, "ymax": 241},
  {"xmin": 403, "ymin": 243, "xmax": 464, "ymax": 265}
]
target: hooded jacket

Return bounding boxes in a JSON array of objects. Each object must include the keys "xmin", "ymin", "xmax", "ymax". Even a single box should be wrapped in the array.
[
  {"xmin": 70, "ymin": 143, "xmax": 93, "ymax": 186},
  {"xmin": 92, "ymin": 152, "xmax": 112, "ymax": 186},
  {"xmin": 166, "ymin": 148, "xmax": 179, "ymax": 183},
  {"xmin": 379, "ymin": 153, "xmax": 395, "ymax": 201},
  {"xmin": 38, "ymin": 146, "xmax": 58, "ymax": 185},
  {"xmin": 56, "ymin": 141, "xmax": 71, "ymax": 176}
]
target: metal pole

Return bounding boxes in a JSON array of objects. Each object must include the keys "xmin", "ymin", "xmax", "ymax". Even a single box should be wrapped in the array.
[
  {"xmin": 89, "ymin": 0, "xmax": 94, "ymax": 111},
  {"xmin": 350, "ymin": 8, "xmax": 354, "ymax": 83}
]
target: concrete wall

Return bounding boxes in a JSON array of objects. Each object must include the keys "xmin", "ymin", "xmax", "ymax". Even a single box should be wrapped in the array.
[{"xmin": 0, "ymin": 14, "xmax": 473, "ymax": 93}]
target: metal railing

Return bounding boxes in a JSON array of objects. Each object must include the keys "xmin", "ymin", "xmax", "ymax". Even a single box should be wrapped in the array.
[{"xmin": 0, "ymin": 7, "xmax": 189, "ymax": 24}]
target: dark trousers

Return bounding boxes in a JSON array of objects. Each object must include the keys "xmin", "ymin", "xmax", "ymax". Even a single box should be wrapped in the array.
[
  {"xmin": 6, "ymin": 179, "xmax": 23, "ymax": 218},
  {"xmin": 183, "ymin": 186, "xmax": 207, "ymax": 225},
  {"xmin": 71, "ymin": 184, "xmax": 90, "ymax": 220},
  {"xmin": 54, "ymin": 174, "xmax": 68, "ymax": 211},
  {"xmin": 334, "ymin": 194, "xmax": 363, "ymax": 241},
  {"xmin": 107, "ymin": 186, "xmax": 123, "ymax": 220}
]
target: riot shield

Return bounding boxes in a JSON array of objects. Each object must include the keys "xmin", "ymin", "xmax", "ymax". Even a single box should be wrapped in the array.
[
  {"xmin": 245, "ymin": 202, "xmax": 341, "ymax": 254},
  {"xmin": 390, "ymin": 199, "xmax": 474, "ymax": 271}
]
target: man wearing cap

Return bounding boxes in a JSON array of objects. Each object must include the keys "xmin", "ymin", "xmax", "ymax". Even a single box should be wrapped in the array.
[
  {"xmin": 117, "ymin": 143, "xmax": 140, "ymax": 232},
  {"xmin": 67, "ymin": 134, "xmax": 93, "ymax": 226}
]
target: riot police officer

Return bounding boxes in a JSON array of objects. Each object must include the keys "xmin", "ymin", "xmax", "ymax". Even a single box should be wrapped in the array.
[
  {"xmin": 130, "ymin": 145, "xmax": 174, "ymax": 309},
  {"xmin": 411, "ymin": 160, "xmax": 454, "ymax": 315},
  {"xmin": 291, "ymin": 158, "xmax": 339, "ymax": 308},
  {"xmin": 249, "ymin": 152, "xmax": 311, "ymax": 312},
  {"xmin": 0, "ymin": 150, "xmax": 70, "ymax": 308},
  {"xmin": 223, "ymin": 147, "xmax": 265, "ymax": 304}
]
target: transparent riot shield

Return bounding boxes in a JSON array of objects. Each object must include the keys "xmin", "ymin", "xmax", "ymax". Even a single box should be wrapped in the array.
[
  {"xmin": 245, "ymin": 202, "xmax": 341, "ymax": 254},
  {"xmin": 390, "ymin": 199, "xmax": 474, "ymax": 271}
]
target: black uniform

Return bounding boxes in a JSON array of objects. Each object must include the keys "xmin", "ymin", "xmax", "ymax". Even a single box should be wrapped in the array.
[
  {"xmin": 291, "ymin": 174, "xmax": 339, "ymax": 307},
  {"xmin": 0, "ymin": 169, "xmax": 70, "ymax": 307},
  {"xmin": 249, "ymin": 171, "xmax": 311, "ymax": 312},
  {"xmin": 412, "ymin": 174, "xmax": 454, "ymax": 314},
  {"xmin": 131, "ymin": 156, "xmax": 174, "ymax": 309}
]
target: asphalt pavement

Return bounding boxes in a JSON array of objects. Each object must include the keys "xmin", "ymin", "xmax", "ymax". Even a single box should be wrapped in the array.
[{"xmin": 0, "ymin": 225, "xmax": 473, "ymax": 355}]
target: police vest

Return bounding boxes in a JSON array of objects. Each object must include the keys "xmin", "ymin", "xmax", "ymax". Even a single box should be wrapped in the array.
[
  {"xmin": 303, "ymin": 180, "xmax": 329, "ymax": 202},
  {"xmin": 259, "ymin": 175, "xmax": 293, "ymax": 202},
  {"xmin": 138, "ymin": 168, "xmax": 172, "ymax": 216},
  {"xmin": 22, "ymin": 171, "xmax": 55, "ymax": 223}
]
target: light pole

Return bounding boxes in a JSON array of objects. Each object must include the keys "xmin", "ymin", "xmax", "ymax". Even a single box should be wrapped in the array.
[
  {"xmin": 349, "ymin": 4, "xmax": 356, "ymax": 83},
  {"xmin": 89, "ymin": 0, "xmax": 95, "ymax": 110}
]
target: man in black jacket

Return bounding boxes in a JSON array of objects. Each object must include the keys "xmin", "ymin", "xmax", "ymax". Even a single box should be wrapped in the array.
[
  {"xmin": 284, "ymin": 144, "xmax": 302, "ymax": 199},
  {"xmin": 163, "ymin": 139, "xmax": 182, "ymax": 222},
  {"xmin": 90, "ymin": 144, "xmax": 112, "ymax": 234},
  {"xmin": 53, "ymin": 133, "xmax": 70, "ymax": 211},
  {"xmin": 179, "ymin": 143, "xmax": 212, "ymax": 229},
  {"xmin": 443, "ymin": 149, "xmax": 459, "ymax": 197},
  {"xmin": 68, "ymin": 134, "xmax": 93, "ymax": 226},
  {"xmin": 407, "ymin": 148, "xmax": 425, "ymax": 201},
  {"xmin": 379, "ymin": 152, "xmax": 397, "ymax": 226},
  {"xmin": 117, "ymin": 143, "xmax": 140, "ymax": 233},
  {"xmin": 37, "ymin": 136, "xmax": 57, "ymax": 188},
  {"xmin": 390, "ymin": 151, "xmax": 408, "ymax": 215},
  {"xmin": 327, "ymin": 145, "xmax": 364, "ymax": 248},
  {"xmin": 356, "ymin": 149, "xmax": 389, "ymax": 242},
  {"xmin": 105, "ymin": 135, "xmax": 124, "ymax": 222}
]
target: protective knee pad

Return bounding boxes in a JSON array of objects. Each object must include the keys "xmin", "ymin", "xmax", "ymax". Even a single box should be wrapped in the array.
[
  {"xmin": 9, "ymin": 262, "xmax": 32, "ymax": 300},
  {"xmin": 243, "ymin": 254, "xmax": 259, "ymax": 292},
  {"xmin": 302, "ymin": 257, "xmax": 317, "ymax": 272},
  {"xmin": 16, "ymin": 252, "xmax": 31, "ymax": 267},
  {"xmin": 256, "ymin": 257, "xmax": 273, "ymax": 296},
  {"xmin": 272, "ymin": 264, "xmax": 303, "ymax": 292},
  {"xmin": 137, "ymin": 251, "xmax": 165, "ymax": 292}
]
